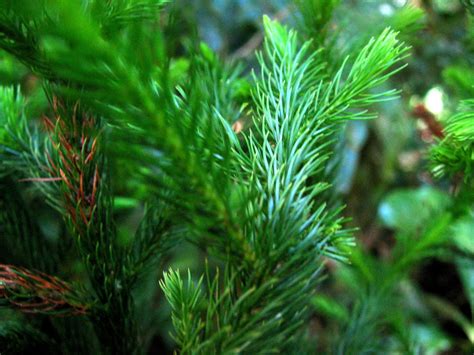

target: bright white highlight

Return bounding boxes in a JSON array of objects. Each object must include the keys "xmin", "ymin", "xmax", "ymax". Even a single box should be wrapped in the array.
[{"xmin": 424, "ymin": 87, "xmax": 445, "ymax": 115}]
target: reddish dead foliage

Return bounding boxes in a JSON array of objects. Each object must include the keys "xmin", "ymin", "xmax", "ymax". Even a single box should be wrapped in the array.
[{"xmin": 0, "ymin": 264, "xmax": 88, "ymax": 315}]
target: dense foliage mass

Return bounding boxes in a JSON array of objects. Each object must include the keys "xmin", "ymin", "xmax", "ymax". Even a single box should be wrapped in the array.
[{"xmin": 0, "ymin": 0, "xmax": 473, "ymax": 354}]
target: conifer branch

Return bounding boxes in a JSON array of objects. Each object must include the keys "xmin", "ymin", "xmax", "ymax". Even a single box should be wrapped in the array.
[
  {"xmin": 0, "ymin": 264, "xmax": 89, "ymax": 316},
  {"xmin": 160, "ymin": 269, "xmax": 205, "ymax": 352},
  {"xmin": 128, "ymin": 201, "xmax": 178, "ymax": 283},
  {"xmin": 431, "ymin": 99, "xmax": 474, "ymax": 183},
  {"xmin": 161, "ymin": 17, "xmax": 409, "ymax": 353},
  {"xmin": 41, "ymin": 97, "xmax": 140, "ymax": 354},
  {"xmin": 0, "ymin": 2, "xmax": 420, "ymax": 353}
]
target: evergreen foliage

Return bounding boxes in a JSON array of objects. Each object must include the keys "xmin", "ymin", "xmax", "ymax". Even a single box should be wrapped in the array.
[{"xmin": 0, "ymin": 0, "xmax": 472, "ymax": 354}]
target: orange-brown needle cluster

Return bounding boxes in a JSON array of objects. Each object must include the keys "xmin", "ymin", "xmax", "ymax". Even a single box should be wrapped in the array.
[
  {"xmin": 43, "ymin": 98, "xmax": 101, "ymax": 230},
  {"xmin": 0, "ymin": 264, "xmax": 88, "ymax": 315}
]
